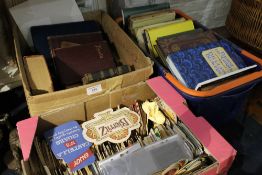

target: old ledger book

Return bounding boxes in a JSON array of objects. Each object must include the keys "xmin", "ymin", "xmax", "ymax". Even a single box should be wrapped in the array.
[
  {"xmin": 53, "ymin": 41, "xmax": 116, "ymax": 86},
  {"xmin": 145, "ymin": 20, "xmax": 195, "ymax": 57}
]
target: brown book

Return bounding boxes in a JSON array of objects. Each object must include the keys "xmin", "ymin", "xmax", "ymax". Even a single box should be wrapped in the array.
[
  {"xmin": 156, "ymin": 29, "xmax": 217, "ymax": 58},
  {"xmin": 82, "ymin": 65, "xmax": 135, "ymax": 84},
  {"xmin": 48, "ymin": 31, "xmax": 104, "ymax": 49},
  {"xmin": 53, "ymin": 41, "xmax": 116, "ymax": 86}
]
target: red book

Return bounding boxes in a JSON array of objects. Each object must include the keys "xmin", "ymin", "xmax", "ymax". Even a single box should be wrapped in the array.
[{"xmin": 53, "ymin": 41, "xmax": 116, "ymax": 86}]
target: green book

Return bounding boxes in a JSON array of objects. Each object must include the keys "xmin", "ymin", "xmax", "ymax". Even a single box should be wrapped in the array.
[{"xmin": 121, "ymin": 2, "xmax": 170, "ymax": 26}]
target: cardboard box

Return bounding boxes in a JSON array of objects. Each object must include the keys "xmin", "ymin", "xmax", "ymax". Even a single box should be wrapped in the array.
[
  {"xmin": 11, "ymin": 10, "xmax": 153, "ymax": 116},
  {"xmin": 17, "ymin": 77, "xmax": 236, "ymax": 175}
]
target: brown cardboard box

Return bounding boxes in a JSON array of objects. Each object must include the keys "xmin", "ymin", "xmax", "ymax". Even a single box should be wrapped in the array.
[
  {"xmin": 17, "ymin": 77, "xmax": 236, "ymax": 174},
  {"xmin": 12, "ymin": 10, "xmax": 153, "ymax": 116}
]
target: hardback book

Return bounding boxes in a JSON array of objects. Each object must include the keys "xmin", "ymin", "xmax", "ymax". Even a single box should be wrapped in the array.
[
  {"xmin": 121, "ymin": 2, "xmax": 170, "ymax": 25},
  {"xmin": 145, "ymin": 20, "xmax": 195, "ymax": 57},
  {"xmin": 82, "ymin": 65, "xmax": 135, "ymax": 84},
  {"xmin": 135, "ymin": 18, "xmax": 186, "ymax": 52},
  {"xmin": 166, "ymin": 40, "xmax": 247, "ymax": 89},
  {"xmin": 48, "ymin": 31, "xmax": 104, "ymax": 49},
  {"xmin": 156, "ymin": 29, "xmax": 218, "ymax": 58},
  {"xmin": 154, "ymin": 45, "xmax": 169, "ymax": 68},
  {"xmin": 197, "ymin": 64, "xmax": 257, "ymax": 91},
  {"xmin": 60, "ymin": 41, "xmax": 81, "ymax": 48},
  {"xmin": 129, "ymin": 9, "xmax": 176, "ymax": 33},
  {"xmin": 31, "ymin": 20, "xmax": 101, "ymax": 65},
  {"xmin": 53, "ymin": 40, "xmax": 116, "ymax": 87}
]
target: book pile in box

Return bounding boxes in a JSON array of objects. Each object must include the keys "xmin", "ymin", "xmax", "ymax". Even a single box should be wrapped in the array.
[
  {"xmin": 10, "ymin": 0, "xmax": 153, "ymax": 116},
  {"xmin": 24, "ymin": 21, "xmax": 134, "ymax": 90},
  {"xmin": 122, "ymin": 3, "xmax": 259, "ymax": 91}
]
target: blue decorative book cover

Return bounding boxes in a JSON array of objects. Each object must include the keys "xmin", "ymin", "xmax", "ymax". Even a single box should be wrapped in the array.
[
  {"xmin": 166, "ymin": 40, "xmax": 246, "ymax": 89},
  {"xmin": 44, "ymin": 121, "xmax": 96, "ymax": 172}
]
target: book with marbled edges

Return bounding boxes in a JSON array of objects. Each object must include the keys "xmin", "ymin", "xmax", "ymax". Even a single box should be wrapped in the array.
[{"xmin": 166, "ymin": 40, "xmax": 247, "ymax": 89}]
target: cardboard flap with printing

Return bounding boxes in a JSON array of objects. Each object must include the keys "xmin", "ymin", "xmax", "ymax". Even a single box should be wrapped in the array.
[{"xmin": 147, "ymin": 77, "xmax": 188, "ymax": 116}]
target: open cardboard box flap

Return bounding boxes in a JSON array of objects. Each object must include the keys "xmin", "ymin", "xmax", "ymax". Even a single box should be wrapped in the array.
[{"xmin": 17, "ymin": 77, "xmax": 236, "ymax": 174}]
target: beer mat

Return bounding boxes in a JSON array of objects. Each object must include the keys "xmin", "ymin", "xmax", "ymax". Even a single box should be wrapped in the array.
[
  {"xmin": 82, "ymin": 108, "xmax": 141, "ymax": 144},
  {"xmin": 44, "ymin": 121, "xmax": 96, "ymax": 172}
]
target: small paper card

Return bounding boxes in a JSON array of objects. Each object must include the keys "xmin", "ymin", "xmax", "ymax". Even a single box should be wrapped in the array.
[
  {"xmin": 82, "ymin": 107, "xmax": 141, "ymax": 144},
  {"xmin": 202, "ymin": 47, "xmax": 239, "ymax": 76},
  {"xmin": 44, "ymin": 121, "xmax": 95, "ymax": 172}
]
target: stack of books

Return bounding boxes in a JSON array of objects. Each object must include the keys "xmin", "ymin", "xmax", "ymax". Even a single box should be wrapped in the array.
[
  {"xmin": 122, "ymin": 3, "xmax": 258, "ymax": 91},
  {"xmin": 27, "ymin": 21, "xmax": 134, "ymax": 89}
]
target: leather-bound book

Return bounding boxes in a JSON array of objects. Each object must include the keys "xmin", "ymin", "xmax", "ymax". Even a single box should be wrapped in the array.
[
  {"xmin": 82, "ymin": 65, "xmax": 135, "ymax": 84},
  {"xmin": 156, "ymin": 29, "xmax": 217, "ymax": 57},
  {"xmin": 30, "ymin": 21, "xmax": 101, "ymax": 65},
  {"xmin": 48, "ymin": 31, "xmax": 104, "ymax": 50},
  {"xmin": 53, "ymin": 41, "xmax": 116, "ymax": 87}
]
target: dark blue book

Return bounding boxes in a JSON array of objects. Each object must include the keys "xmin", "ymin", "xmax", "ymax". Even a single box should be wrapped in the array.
[
  {"xmin": 31, "ymin": 21, "xmax": 101, "ymax": 64},
  {"xmin": 166, "ymin": 40, "xmax": 247, "ymax": 89}
]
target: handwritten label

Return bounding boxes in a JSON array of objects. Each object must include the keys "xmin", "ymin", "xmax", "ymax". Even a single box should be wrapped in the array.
[
  {"xmin": 202, "ymin": 47, "xmax": 239, "ymax": 76},
  {"xmin": 82, "ymin": 108, "xmax": 141, "ymax": 144},
  {"xmin": 86, "ymin": 84, "xmax": 102, "ymax": 95},
  {"xmin": 44, "ymin": 121, "xmax": 95, "ymax": 172}
]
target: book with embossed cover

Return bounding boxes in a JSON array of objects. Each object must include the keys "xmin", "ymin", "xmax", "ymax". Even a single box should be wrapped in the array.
[
  {"xmin": 166, "ymin": 40, "xmax": 248, "ymax": 89},
  {"xmin": 156, "ymin": 29, "xmax": 218, "ymax": 57},
  {"xmin": 53, "ymin": 41, "xmax": 116, "ymax": 86}
]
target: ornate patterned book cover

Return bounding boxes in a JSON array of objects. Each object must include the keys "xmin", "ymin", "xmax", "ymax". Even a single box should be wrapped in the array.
[
  {"xmin": 167, "ymin": 40, "xmax": 247, "ymax": 89},
  {"xmin": 156, "ymin": 29, "xmax": 217, "ymax": 58}
]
